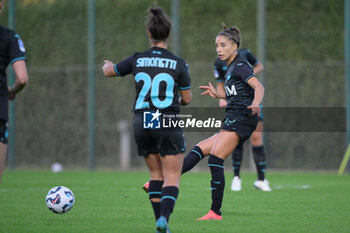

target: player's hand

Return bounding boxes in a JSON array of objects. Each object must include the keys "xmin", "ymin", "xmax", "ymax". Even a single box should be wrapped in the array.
[
  {"xmin": 199, "ymin": 82, "xmax": 217, "ymax": 98},
  {"xmin": 219, "ymin": 99, "xmax": 227, "ymax": 107},
  {"xmin": 103, "ymin": 60, "xmax": 114, "ymax": 65},
  {"xmin": 102, "ymin": 60, "xmax": 117, "ymax": 77},
  {"xmin": 102, "ymin": 60, "xmax": 114, "ymax": 71},
  {"xmin": 247, "ymin": 102, "xmax": 260, "ymax": 115}
]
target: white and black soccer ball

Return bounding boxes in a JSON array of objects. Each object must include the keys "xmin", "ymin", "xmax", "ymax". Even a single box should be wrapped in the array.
[{"xmin": 46, "ymin": 186, "xmax": 75, "ymax": 214}]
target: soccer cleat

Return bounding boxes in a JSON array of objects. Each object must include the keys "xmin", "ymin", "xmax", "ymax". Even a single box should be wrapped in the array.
[
  {"xmin": 156, "ymin": 216, "xmax": 171, "ymax": 233},
  {"xmin": 254, "ymin": 179, "xmax": 272, "ymax": 191},
  {"xmin": 197, "ymin": 210, "xmax": 222, "ymax": 220},
  {"xmin": 230, "ymin": 176, "xmax": 242, "ymax": 191},
  {"xmin": 142, "ymin": 181, "xmax": 150, "ymax": 193}
]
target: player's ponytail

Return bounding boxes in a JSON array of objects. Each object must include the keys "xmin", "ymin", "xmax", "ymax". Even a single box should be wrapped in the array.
[
  {"xmin": 146, "ymin": 5, "xmax": 171, "ymax": 43},
  {"xmin": 219, "ymin": 23, "xmax": 241, "ymax": 48},
  {"xmin": 150, "ymin": 8, "xmax": 162, "ymax": 18}
]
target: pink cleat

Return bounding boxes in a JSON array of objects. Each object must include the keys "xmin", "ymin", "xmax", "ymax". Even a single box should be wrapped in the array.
[
  {"xmin": 197, "ymin": 210, "xmax": 222, "ymax": 220},
  {"xmin": 142, "ymin": 181, "xmax": 150, "ymax": 193}
]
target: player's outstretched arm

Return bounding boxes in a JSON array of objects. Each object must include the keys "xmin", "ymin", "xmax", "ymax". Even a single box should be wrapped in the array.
[
  {"xmin": 8, "ymin": 60, "xmax": 28, "ymax": 101},
  {"xmin": 200, "ymin": 82, "xmax": 226, "ymax": 99},
  {"xmin": 102, "ymin": 60, "xmax": 117, "ymax": 77}
]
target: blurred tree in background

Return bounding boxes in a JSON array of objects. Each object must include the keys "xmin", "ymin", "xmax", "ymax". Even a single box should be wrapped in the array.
[{"xmin": 1, "ymin": 0, "xmax": 345, "ymax": 170}]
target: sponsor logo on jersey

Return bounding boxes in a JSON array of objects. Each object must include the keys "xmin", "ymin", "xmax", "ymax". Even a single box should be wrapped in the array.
[{"xmin": 214, "ymin": 69, "xmax": 219, "ymax": 78}]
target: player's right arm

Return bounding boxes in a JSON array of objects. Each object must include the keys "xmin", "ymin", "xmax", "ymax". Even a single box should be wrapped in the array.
[
  {"xmin": 216, "ymin": 82, "xmax": 227, "ymax": 107},
  {"xmin": 103, "ymin": 55, "xmax": 134, "ymax": 77},
  {"xmin": 102, "ymin": 60, "xmax": 117, "ymax": 77},
  {"xmin": 213, "ymin": 59, "xmax": 227, "ymax": 106},
  {"xmin": 200, "ymin": 81, "xmax": 226, "ymax": 99}
]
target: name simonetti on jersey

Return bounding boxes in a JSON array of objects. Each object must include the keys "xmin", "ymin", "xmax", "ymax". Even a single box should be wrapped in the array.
[{"xmin": 136, "ymin": 57, "xmax": 177, "ymax": 70}]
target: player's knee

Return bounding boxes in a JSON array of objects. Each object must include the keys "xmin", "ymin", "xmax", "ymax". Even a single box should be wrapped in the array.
[
  {"xmin": 251, "ymin": 133, "xmax": 262, "ymax": 146},
  {"xmin": 163, "ymin": 174, "xmax": 180, "ymax": 187},
  {"xmin": 197, "ymin": 134, "xmax": 217, "ymax": 155},
  {"xmin": 195, "ymin": 143, "xmax": 208, "ymax": 156}
]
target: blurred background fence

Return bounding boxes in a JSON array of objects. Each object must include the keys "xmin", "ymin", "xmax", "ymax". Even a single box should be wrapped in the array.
[{"xmin": 2, "ymin": 0, "xmax": 348, "ymax": 171}]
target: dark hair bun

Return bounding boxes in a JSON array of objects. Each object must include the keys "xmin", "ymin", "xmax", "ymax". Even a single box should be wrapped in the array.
[
  {"xmin": 146, "ymin": 6, "xmax": 171, "ymax": 42},
  {"xmin": 218, "ymin": 24, "xmax": 242, "ymax": 48},
  {"xmin": 150, "ymin": 8, "xmax": 162, "ymax": 16},
  {"xmin": 230, "ymin": 26, "xmax": 240, "ymax": 35}
]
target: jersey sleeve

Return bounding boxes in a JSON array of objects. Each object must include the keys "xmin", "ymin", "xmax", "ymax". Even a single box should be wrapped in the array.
[
  {"xmin": 8, "ymin": 32, "xmax": 26, "ymax": 64},
  {"xmin": 178, "ymin": 60, "xmax": 191, "ymax": 90},
  {"xmin": 235, "ymin": 62, "xmax": 255, "ymax": 83},
  {"xmin": 214, "ymin": 59, "xmax": 225, "ymax": 82},
  {"xmin": 114, "ymin": 54, "xmax": 135, "ymax": 77},
  {"xmin": 245, "ymin": 50, "xmax": 258, "ymax": 66}
]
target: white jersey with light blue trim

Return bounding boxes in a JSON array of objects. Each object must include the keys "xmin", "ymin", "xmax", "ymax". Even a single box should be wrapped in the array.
[
  {"xmin": 224, "ymin": 53, "xmax": 255, "ymax": 110},
  {"xmin": 114, "ymin": 47, "xmax": 191, "ymax": 113}
]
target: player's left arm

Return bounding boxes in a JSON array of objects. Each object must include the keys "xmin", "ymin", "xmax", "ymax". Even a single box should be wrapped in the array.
[
  {"xmin": 7, "ymin": 33, "xmax": 28, "ymax": 101},
  {"xmin": 247, "ymin": 77, "xmax": 264, "ymax": 115},
  {"xmin": 8, "ymin": 60, "xmax": 29, "ymax": 101},
  {"xmin": 179, "ymin": 89, "xmax": 192, "ymax": 106},
  {"xmin": 237, "ymin": 62, "xmax": 264, "ymax": 115}
]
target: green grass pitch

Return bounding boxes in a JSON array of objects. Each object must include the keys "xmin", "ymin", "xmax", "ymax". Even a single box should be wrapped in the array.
[{"xmin": 0, "ymin": 170, "xmax": 349, "ymax": 233}]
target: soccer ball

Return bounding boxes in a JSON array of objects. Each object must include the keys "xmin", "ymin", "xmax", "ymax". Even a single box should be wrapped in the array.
[
  {"xmin": 46, "ymin": 186, "xmax": 75, "ymax": 214},
  {"xmin": 51, "ymin": 162, "xmax": 63, "ymax": 173}
]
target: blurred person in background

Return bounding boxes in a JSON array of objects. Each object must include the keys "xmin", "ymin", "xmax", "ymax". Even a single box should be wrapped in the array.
[
  {"xmin": 102, "ymin": 5, "xmax": 191, "ymax": 233},
  {"xmin": 0, "ymin": 0, "xmax": 29, "ymax": 184},
  {"xmin": 214, "ymin": 49, "xmax": 271, "ymax": 191}
]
